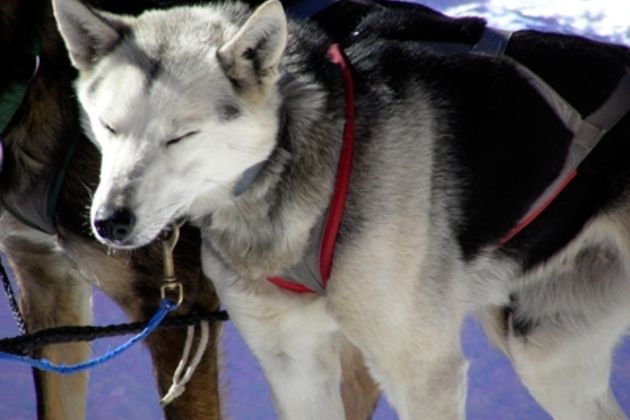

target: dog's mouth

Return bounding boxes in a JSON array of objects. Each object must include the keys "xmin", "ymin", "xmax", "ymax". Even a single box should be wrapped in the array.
[
  {"xmin": 93, "ymin": 228, "xmax": 144, "ymax": 249},
  {"xmin": 94, "ymin": 228, "xmax": 160, "ymax": 250},
  {"xmin": 92, "ymin": 206, "xmax": 188, "ymax": 249}
]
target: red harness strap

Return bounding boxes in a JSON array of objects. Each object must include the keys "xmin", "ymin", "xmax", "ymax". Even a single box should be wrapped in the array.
[
  {"xmin": 499, "ymin": 170, "xmax": 578, "ymax": 245},
  {"xmin": 499, "ymin": 71, "xmax": 630, "ymax": 246},
  {"xmin": 268, "ymin": 43, "xmax": 355, "ymax": 294}
]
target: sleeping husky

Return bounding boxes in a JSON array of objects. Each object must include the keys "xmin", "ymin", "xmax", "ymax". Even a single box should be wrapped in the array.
[{"xmin": 53, "ymin": 0, "xmax": 630, "ymax": 418}]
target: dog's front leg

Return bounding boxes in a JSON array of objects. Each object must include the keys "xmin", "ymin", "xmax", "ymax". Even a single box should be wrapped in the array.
[{"xmin": 213, "ymin": 275, "xmax": 345, "ymax": 420}]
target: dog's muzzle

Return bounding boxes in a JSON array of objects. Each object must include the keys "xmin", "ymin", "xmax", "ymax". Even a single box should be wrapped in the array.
[{"xmin": 93, "ymin": 207, "xmax": 136, "ymax": 243}]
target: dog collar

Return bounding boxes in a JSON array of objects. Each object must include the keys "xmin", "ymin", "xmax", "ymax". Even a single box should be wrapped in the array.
[
  {"xmin": 233, "ymin": 161, "xmax": 266, "ymax": 196},
  {"xmin": 233, "ymin": 111, "xmax": 289, "ymax": 196},
  {"xmin": 268, "ymin": 43, "xmax": 355, "ymax": 294}
]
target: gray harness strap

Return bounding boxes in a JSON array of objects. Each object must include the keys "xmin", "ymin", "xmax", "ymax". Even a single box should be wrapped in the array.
[
  {"xmin": 585, "ymin": 70, "xmax": 630, "ymax": 131},
  {"xmin": 499, "ymin": 68, "xmax": 630, "ymax": 244},
  {"xmin": 471, "ymin": 27, "xmax": 512, "ymax": 56},
  {"xmin": 275, "ymin": 215, "xmax": 328, "ymax": 294},
  {"xmin": 463, "ymin": 28, "xmax": 630, "ymax": 244},
  {"xmin": 483, "ymin": 28, "xmax": 630, "ymax": 243},
  {"xmin": 571, "ymin": 70, "xmax": 630, "ymax": 165}
]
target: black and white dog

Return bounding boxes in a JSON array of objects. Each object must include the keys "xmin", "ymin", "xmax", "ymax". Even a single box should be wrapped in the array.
[{"xmin": 54, "ymin": 0, "xmax": 630, "ymax": 418}]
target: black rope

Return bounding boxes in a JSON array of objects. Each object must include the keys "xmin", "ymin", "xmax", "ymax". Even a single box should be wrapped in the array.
[
  {"xmin": 0, "ymin": 310, "xmax": 229, "ymax": 356},
  {"xmin": 0, "ymin": 252, "xmax": 228, "ymax": 359},
  {"xmin": 0, "ymin": 259, "xmax": 27, "ymax": 335}
]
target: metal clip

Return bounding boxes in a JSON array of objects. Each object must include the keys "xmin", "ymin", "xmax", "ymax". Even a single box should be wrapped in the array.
[
  {"xmin": 160, "ymin": 223, "xmax": 184, "ymax": 307},
  {"xmin": 160, "ymin": 282, "xmax": 184, "ymax": 307}
]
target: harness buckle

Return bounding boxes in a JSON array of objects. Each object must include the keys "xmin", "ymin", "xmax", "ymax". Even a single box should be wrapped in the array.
[
  {"xmin": 160, "ymin": 223, "xmax": 184, "ymax": 307},
  {"xmin": 160, "ymin": 282, "xmax": 184, "ymax": 307}
]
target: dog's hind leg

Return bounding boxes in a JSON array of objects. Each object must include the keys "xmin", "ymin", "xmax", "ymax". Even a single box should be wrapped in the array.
[
  {"xmin": 503, "ymin": 230, "xmax": 630, "ymax": 420},
  {"xmin": 0, "ymin": 217, "xmax": 92, "ymax": 420},
  {"xmin": 506, "ymin": 298, "xmax": 628, "ymax": 420}
]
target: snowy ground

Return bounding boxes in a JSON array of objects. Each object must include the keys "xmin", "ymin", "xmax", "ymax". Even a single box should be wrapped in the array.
[{"xmin": 1, "ymin": 0, "xmax": 629, "ymax": 419}]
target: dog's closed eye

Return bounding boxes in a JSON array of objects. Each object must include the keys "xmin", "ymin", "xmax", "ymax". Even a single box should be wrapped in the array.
[{"xmin": 165, "ymin": 130, "xmax": 199, "ymax": 147}]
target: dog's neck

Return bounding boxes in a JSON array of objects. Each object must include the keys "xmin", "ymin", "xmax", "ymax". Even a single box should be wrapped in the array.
[{"xmin": 201, "ymin": 29, "xmax": 349, "ymax": 278}]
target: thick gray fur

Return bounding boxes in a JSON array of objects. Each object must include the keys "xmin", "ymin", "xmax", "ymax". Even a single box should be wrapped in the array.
[{"xmin": 53, "ymin": 0, "xmax": 630, "ymax": 418}]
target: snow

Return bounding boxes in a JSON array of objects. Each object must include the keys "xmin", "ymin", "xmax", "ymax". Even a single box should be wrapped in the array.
[{"xmin": 443, "ymin": 0, "xmax": 630, "ymax": 44}]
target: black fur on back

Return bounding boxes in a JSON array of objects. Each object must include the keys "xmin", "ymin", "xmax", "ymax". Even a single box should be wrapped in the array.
[{"xmin": 312, "ymin": 1, "xmax": 630, "ymax": 270}]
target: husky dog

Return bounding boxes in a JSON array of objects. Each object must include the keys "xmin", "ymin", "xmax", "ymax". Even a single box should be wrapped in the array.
[{"xmin": 54, "ymin": 0, "xmax": 630, "ymax": 418}]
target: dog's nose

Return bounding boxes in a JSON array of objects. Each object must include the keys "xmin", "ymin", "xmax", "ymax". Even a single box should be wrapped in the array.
[{"xmin": 93, "ymin": 207, "xmax": 136, "ymax": 242}]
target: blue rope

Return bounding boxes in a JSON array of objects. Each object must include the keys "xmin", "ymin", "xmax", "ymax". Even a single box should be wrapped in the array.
[{"xmin": 0, "ymin": 299, "xmax": 177, "ymax": 374}]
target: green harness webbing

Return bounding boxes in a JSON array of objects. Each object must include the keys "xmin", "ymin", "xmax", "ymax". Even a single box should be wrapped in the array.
[{"xmin": 0, "ymin": 38, "xmax": 76, "ymax": 235}]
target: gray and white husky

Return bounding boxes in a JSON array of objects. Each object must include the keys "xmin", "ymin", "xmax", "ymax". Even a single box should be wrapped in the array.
[{"xmin": 53, "ymin": 0, "xmax": 630, "ymax": 418}]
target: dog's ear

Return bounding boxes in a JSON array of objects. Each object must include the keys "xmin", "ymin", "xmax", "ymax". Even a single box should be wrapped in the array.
[
  {"xmin": 53, "ymin": 0, "xmax": 130, "ymax": 70},
  {"xmin": 217, "ymin": 0, "xmax": 287, "ymax": 92}
]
